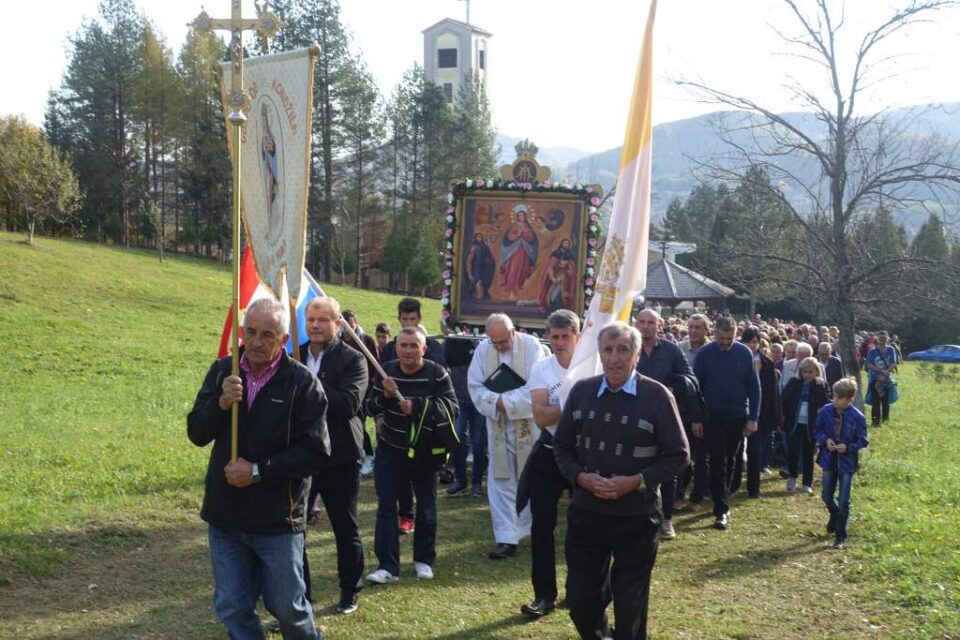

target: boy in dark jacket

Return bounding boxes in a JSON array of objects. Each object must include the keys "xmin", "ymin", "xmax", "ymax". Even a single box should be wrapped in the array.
[{"xmin": 813, "ymin": 378, "xmax": 869, "ymax": 549}]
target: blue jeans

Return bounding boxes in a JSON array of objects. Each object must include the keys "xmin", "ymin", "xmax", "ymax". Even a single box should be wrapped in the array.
[
  {"xmin": 374, "ymin": 448, "xmax": 438, "ymax": 576},
  {"xmin": 820, "ymin": 470, "xmax": 854, "ymax": 540},
  {"xmin": 208, "ymin": 525, "xmax": 320, "ymax": 640},
  {"xmin": 452, "ymin": 402, "xmax": 487, "ymax": 487}
]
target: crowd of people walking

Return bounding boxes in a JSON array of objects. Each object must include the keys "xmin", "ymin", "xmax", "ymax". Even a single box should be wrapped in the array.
[{"xmin": 188, "ymin": 297, "xmax": 896, "ymax": 639}]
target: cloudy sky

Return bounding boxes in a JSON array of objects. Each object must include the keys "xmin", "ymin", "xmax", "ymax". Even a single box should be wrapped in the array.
[{"xmin": 3, "ymin": 0, "xmax": 959, "ymax": 152}]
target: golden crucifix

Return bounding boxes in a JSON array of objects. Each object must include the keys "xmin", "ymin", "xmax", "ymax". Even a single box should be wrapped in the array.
[{"xmin": 191, "ymin": 1, "xmax": 282, "ymax": 464}]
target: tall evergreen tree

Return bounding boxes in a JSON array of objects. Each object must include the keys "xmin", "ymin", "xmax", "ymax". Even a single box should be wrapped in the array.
[
  {"xmin": 49, "ymin": 0, "xmax": 143, "ymax": 244},
  {"xmin": 175, "ymin": 29, "xmax": 230, "ymax": 256}
]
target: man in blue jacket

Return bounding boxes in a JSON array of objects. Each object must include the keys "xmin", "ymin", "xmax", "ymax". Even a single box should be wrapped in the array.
[
  {"xmin": 188, "ymin": 298, "xmax": 330, "ymax": 639},
  {"xmin": 692, "ymin": 316, "xmax": 760, "ymax": 530}
]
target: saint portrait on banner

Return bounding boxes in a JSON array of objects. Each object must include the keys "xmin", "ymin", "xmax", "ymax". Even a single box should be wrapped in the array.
[
  {"xmin": 466, "ymin": 232, "xmax": 496, "ymax": 300},
  {"xmin": 538, "ymin": 237, "xmax": 577, "ymax": 312},
  {"xmin": 498, "ymin": 205, "xmax": 539, "ymax": 299},
  {"xmin": 260, "ymin": 105, "xmax": 279, "ymax": 231}
]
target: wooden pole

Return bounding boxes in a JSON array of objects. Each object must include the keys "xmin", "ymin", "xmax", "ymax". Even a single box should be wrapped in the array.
[
  {"xmin": 289, "ymin": 297, "xmax": 301, "ymax": 362},
  {"xmin": 340, "ymin": 317, "xmax": 404, "ymax": 402},
  {"xmin": 228, "ymin": 112, "xmax": 243, "ymax": 464}
]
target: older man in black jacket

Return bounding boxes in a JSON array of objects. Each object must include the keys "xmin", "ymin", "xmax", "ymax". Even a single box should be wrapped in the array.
[
  {"xmin": 634, "ymin": 308, "xmax": 702, "ymax": 539},
  {"xmin": 300, "ymin": 296, "xmax": 369, "ymax": 616},
  {"xmin": 188, "ymin": 298, "xmax": 328, "ymax": 640}
]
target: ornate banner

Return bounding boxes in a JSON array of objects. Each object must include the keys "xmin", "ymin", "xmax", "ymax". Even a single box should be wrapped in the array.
[{"xmin": 221, "ymin": 47, "xmax": 317, "ymax": 299}]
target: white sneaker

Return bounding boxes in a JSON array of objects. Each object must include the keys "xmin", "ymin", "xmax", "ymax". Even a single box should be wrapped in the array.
[
  {"xmin": 414, "ymin": 562, "xmax": 434, "ymax": 580},
  {"xmin": 786, "ymin": 478, "xmax": 797, "ymax": 492},
  {"xmin": 801, "ymin": 485, "xmax": 814, "ymax": 494},
  {"xmin": 660, "ymin": 519, "xmax": 677, "ymax": 540},
  {"xmin": 360, "ymin": 455, "xmax": 375, "ymax": 477},
  {"xmin": 366, "ymin": 569, "xmax": 399, "ymax": 584}
]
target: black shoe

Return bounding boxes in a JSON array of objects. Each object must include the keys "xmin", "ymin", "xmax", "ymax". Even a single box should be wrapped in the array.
[
  {"xmin": 826, "ymin": 513, "xmax": 838, "ymax": 534},
  {"xmin": 471, "ymin": 484, "xmax": 483, "ymax": 498},
  {"xmin": 779, "ymin": 468, "xmax": 791, "ymax": 479},
  {"xmin": 520, "ymin": 597, "xmax": 557, "ymax": 617},
  {"xmin": 439, "ymin": 467, "xmax": 455, "ymax": 484},
  {"xmin": 488, "ymin": 543, "xmax": 517, "ymax": 559},
  {"xmin": 336, "ymin": 592, "xmax": 359, "ymax": 615},
  {"xmin": 713, "ymin": 512, "xmax": 730, "ymax": 530},
  {"xmin": 306, "ymin": 511, "xmax": 321, "ymax": 527},
  {"xmin": 445, "ymin": 482, "xmax": 468, "ymax": 497},
  {"xmin": 833, "ymin": 536, "xmax": 846, "ymax": 549}
]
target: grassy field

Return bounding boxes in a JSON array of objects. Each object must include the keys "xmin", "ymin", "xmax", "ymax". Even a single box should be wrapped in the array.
[{"xmin": 0, "ymin": 231, "xmax": 957, "ymax": 639}]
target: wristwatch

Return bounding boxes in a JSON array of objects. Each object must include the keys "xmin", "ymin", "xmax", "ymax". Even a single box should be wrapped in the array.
[{"xmin": 251, "ymin": 463, "xmax": 262, "ymax": 484}]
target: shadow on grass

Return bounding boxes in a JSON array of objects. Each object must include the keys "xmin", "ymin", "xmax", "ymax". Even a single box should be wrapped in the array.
[
  {"xmin": 688, "ymin": 537, "xmax": 825, "ymax": 585},
  {"xmin": 0, "ymin": 520, "xmax": 219, "ymax": 639},
  {"xmin": 426, "ymin": 612, "xmax": 544, "ymax": 640}
]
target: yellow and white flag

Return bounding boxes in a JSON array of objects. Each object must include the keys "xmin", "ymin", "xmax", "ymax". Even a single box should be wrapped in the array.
[
  {"xmin": 221, "ymin": 46, "xmax": 317, "ymax": 301},
  {"xmin": 561, "ymin": 0, "xmax": 656, "ymax": 402}
]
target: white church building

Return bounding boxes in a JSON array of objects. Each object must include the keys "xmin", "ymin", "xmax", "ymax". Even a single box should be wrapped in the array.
[{"xmin": 422, "ymin": 18, "xmax": 491, "ymax": 103}]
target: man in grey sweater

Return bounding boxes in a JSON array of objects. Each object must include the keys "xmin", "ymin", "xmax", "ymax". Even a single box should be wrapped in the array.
[{"xmin": 554, "ymin": 321, "xmax": 690, "ymax": 640}]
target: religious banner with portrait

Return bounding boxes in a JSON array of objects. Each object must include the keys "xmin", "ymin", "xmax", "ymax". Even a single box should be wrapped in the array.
[
  {"xmin": 441, "ymin": 142, "xmax": 604, "ymax": 332},
  {"xmin": 220, "ymin": 46, "xmax": 318, "ymax": 301}
]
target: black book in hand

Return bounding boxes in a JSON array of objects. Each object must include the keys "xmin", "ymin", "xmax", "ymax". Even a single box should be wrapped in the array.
[{"xmin": 482, "ymin": 363, "xmax": 527, "ymax": 393}]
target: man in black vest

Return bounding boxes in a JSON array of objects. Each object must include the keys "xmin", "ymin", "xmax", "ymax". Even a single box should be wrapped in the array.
[
  {"xmin": 300, "ymin": 297, "xmax": 368, "ymax": 615},
  {"xmin": 554, "ymin": 321, "xmax": 689, "ymax": 640}
]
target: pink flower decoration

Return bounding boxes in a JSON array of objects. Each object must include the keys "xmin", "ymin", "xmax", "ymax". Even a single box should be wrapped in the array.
[
  {"xmin": 591, "ymin": 214, "xmax": 599, "ymax": 223},
  {"xmin": 442, "ymin": 270, "xmax": 451, "ymax": 279},
  {"xmin": 589, "ymin": 238, "xmax": 598, "ymax": 247},
  {"xmin": 585, "ymin": 277, "xmax": 594, "ymax": 286},
  {"xmin": 542, "ymin": 180, "xmax": 552, "ymax": 188},
  {"xmin": 442, "ymin": 310, "xmax": 451, "ymax": 318},
  {"xmin": 586, "ymin": 257, "xmax": 595, "ymax": 266},
  {"xmin": 442, "ymin": 289, "xmax": 450, "ymax": 297},
  {"xmin": 590, "ymin": 197, "xmax": 600, "ymax": 206},
  {"xmin": 444, "ymin": 229, "xmax": 453, "ymax": 237}
]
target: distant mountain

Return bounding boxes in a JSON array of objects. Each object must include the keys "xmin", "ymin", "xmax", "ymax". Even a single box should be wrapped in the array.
[
  {"xmin": 554, "ymin": 102, "xmax": 960, "ymax": 234},
  {"xmin": 494, "ymin": 134, "xmax": 592, "ymax": 174}
]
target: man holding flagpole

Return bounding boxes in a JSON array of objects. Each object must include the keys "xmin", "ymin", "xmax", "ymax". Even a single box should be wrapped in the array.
[
  {"xmin": 553, "ymin": 2, "xmax": 661, "ymax": 637},
  {"xmin": 188, "ymin": 298, "xmax": 329, "ymax": 640}
]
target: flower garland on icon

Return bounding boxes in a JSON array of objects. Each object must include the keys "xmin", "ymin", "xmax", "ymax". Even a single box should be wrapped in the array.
[{"xmin": 440, "ymin": 178, "xmax": 603, "ymax": 332}]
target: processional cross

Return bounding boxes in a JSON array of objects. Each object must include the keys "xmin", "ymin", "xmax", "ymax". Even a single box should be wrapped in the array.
[{"xmin": 190, "ymin": 1, "xmax": 282, "ymax": 463}]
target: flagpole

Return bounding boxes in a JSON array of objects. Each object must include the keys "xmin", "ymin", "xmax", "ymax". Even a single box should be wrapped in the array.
[
  {"xmin": 192, "ymin": 2, "xmax": 282, "ymax": 464},
  {"xmin": 229, "ymin": 110, "xmax": 244, "ymax": 463},
  {"xmin": 340, "ymin": 317, "xmax": 405, "ymax": 402},
  {"xmin": 289, "ymin": 298, "xmax": 301, "ymax": 362}
]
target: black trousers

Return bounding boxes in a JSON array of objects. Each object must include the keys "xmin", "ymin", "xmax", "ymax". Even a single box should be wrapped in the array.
[
  {"xmin": 870, "ymin": 378, "xmax": 890, "ymax": 425},
  {"xmin": 706, "ymin": 416, "xmax": 746, "ymax": 517},
  {"xmin": 565, "ymin": 505, "xmax": 661, "ymax": 640},
  {"xmin": 528, "ymin": 444, "xmax": 570, "ymax": 601},
  {"xmin": 304, "ymin": 460, "xmax": 364, "ymax": 599},
  {"xmin": 676, "ymin": 428, "xmax": 709, "ymax": 503},
  {"xmin": 785, "ymin": 424, "xmax": 815, "ymax": 487},
  {"xmin": 730, "ymin": 432, "xmax": 763, "ymax": 497}
]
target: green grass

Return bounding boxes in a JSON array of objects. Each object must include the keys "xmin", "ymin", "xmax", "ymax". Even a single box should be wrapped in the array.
[{"xmin": 0, "ymin": 231, "xmax": 957, "ymax": 638}]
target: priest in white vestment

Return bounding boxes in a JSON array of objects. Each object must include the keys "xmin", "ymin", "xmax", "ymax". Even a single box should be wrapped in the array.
[{"xmin": 468, "ymin": 313, "xmax": 548, "ymax": 559}]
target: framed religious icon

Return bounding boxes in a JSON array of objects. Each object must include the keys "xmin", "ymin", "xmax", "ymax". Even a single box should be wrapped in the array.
[{"xmin": 440, "ymin": 142, "xmax": 604, "ymax": 333}]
